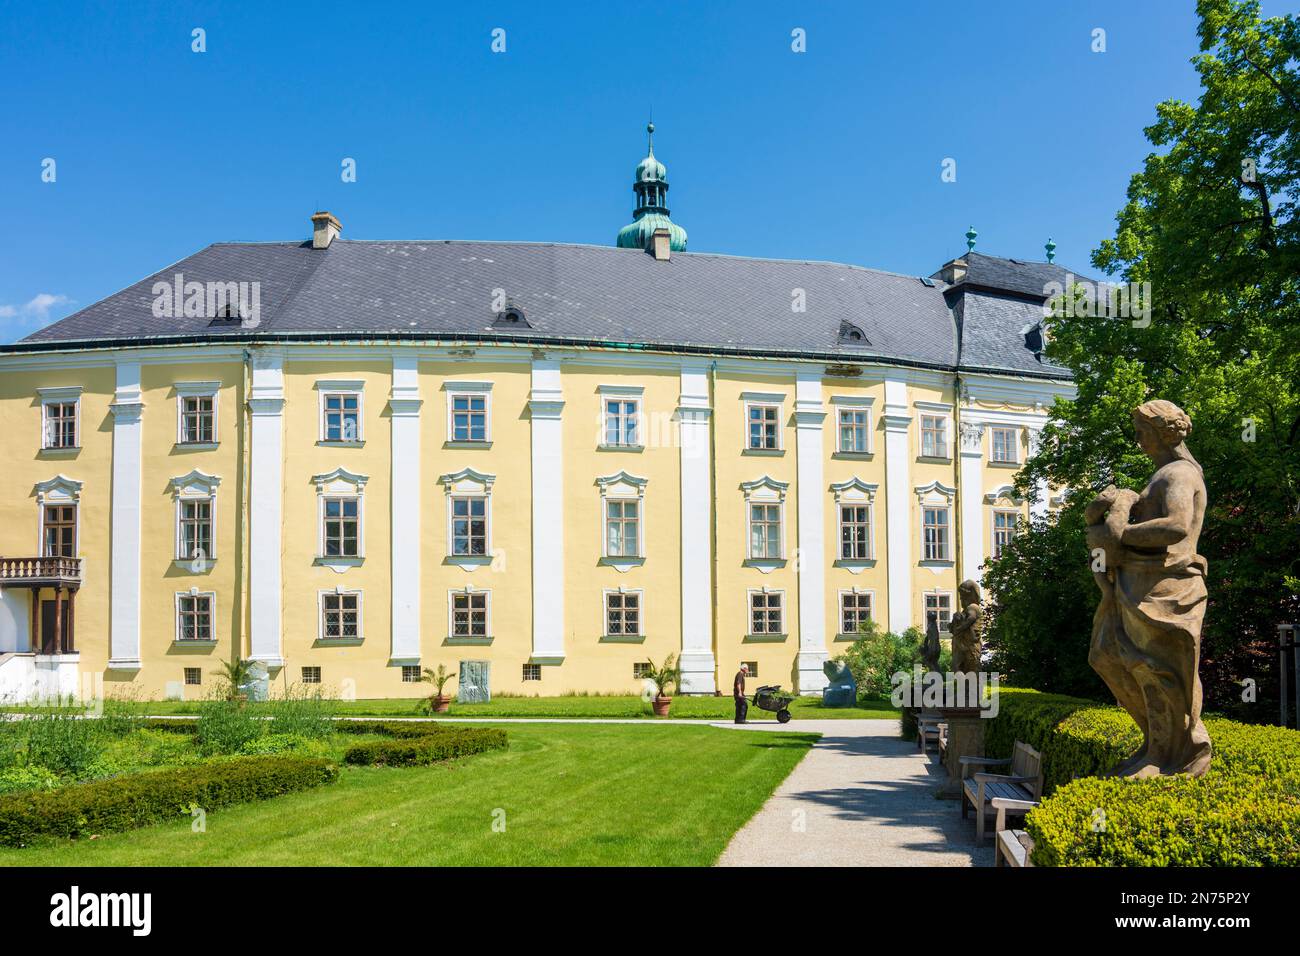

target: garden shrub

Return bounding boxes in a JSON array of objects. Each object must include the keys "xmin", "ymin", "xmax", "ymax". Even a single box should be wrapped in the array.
[
  {"xmin": 0, "ymin": 765, "xmax": 59, "ymax": 795},
  {"xmin": 334, "ymin": 719, "xmax": 459, "ymax": 738},
  {"xmin": 836, "ymin": 623, "xmax": 931, "ymax": 698},
  {"xmin": 343, "ymin": 727, "xmax": 507, "ymax": 766},
  {"xmin": 240, "ymin": 733, "xmax": 312, "ymax": 756},
  {"xmin": 0, "ymin": 755, "xmax": 339, "ymax": 847},
  {"xmin": 195, "ymin": 699, "xmax": 262, "ymax": 755}
]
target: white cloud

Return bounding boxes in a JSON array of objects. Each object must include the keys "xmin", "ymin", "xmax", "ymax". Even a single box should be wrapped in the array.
[{"xmin": 0, "ymin": 292, "xmax": 76, "ymax": 344}]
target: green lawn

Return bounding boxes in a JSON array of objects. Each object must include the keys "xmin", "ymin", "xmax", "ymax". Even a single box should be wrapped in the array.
[
  {"xmin": 0, "ymin": 724, "xmax": 818, "ymax": 866},
  {"xmin": 123, "ymin": 694, "xmax": 899, "ymax": 721}
]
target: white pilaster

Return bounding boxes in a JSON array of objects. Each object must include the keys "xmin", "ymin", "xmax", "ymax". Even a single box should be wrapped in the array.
[
  {"xmin": 529, "ymin": 358, "xmax": 565, "ymax": 662},
  {"xmin": 108, "ymin": 361, "xmax": 143, "ymax": 670},
  {"xmin": 794, "ymin": 369, "xmax": 829, "ymax": 694},
  {"xmin": 389, "ymin": 355, "xmax": 422, "ymax": 664},
  {"xmin": 248, "ymin": 350, "xmax": 285, "ymax": 667},
  {"xmin": 959, "ymin": 420, "xmax": 985, "ymax": 584},
  {"xmin": 882, "ymin": 377, "xmax": 913, "ymax": 634},
  {"xmin": 678, "ymin": 362, "xmax": 716, "ymax": 693}
]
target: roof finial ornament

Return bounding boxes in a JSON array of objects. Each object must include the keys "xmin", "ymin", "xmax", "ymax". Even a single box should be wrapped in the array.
[
  {"xmin": 647, "ymin": 117, "xmax": 655, "ymax": 156},
  {"xmin": 1045, "ymin": 237, "xmax": 1057, "ymax": 263},
  {"xmin": 965, "ymin": 225, "xmax": 978, "ymax": 253}
]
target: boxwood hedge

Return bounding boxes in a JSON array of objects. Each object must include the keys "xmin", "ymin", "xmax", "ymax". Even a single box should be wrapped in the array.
[
  {"xmin": 0, "ymin": 755, "xmax": 338, "ymax": 847},
  {"xmin": 342, "ymin": 727, "xmax": 507, "ymax": 766}
]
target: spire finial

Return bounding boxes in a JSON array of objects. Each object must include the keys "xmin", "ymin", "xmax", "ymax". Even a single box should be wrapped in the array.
[
  {"xmin": 1045, "ymin": 237, "xmax": 1057, "ymax": 263},
  {"xmin": 646, "ymin": 119, "xmax": 655, "ymax": 156},
  {"xmin": 965, "ymin": 225, "xmax": 978, "ymax": 253}
]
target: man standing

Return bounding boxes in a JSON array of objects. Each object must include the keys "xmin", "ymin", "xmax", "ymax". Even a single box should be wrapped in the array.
[{"xmin": 733, "ymin": 663, "xmax": 750, "ymax": 724}]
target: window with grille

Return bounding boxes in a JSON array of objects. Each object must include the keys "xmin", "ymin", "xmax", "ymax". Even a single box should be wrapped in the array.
[
  {"xmin": 744, "ymin": 661, "xmax": 759, "ymax": 679},
  {"xmin": 184, "ymin": 667, "xmax": 202, "ymax": 686},
  {"xmin": 450, "ymin": 393, "xmax": 488, "ymax": 442},
  {"xmin": 605, "ymin": 499, "xmax": 640, "ymax": 557},
  {"xmin": 178, "ymin": 499, "xmax": 213, "ymax": 561},
  {"xmin": 839, "ymin": 504, "xmax": 871, "ymax": 559},
  {"xmin": 42, "ymin": 504, "xmax": 76, "ymax": 558},
  {"xmin": 604, "ymin": 399, "xmax": 639, "ymax": 446},
  {"xmin": 181, "ymin": 395, "xmax": 215, "ymax": 444},
  {"xmin": 633, "ymin": 662, "xmax": 653, "ymax": 680},
  {"xmin": 401, "ymin": 665, "xmax": 420, "ymax": 683},
  {"xmin": 749, "ymin": 503, "xmax": 782, "ymax": 559},
  {"xmin": 43, "ymin": 401, "xmax": 78, "ymax": 449},
  {"xmin": 749, "ymin": 591, "xmax": 783, "ymax": 635},
  {"xmin": 920, "ymin": 415, "xmax": 948, "ymax": 458},
  {"xmin": 451, "ymin": 591, "xmax": 489, "ymax": 638},
  {"xmin": 925, "ymin": 593, "xmax": 953, "ymax": 632},
  {"xmin": 605, "ymin": 591, "xmax": 641, "ymax": 637},
  {"xmin": 451, "ymin": 496, "xmax": 488, "ymax": 555},
  {"xmin": 522, "ymin": 663, "xmax": 541, "ymax": 681},
  {"xmin": 302, "ymin": 666, "xmax": 322, "ymax": 685},
  {"xmin": 990, "ymin": 426, "xmax": 1019, "ymax": 464},
  {"xmin": 747, "ymin": 404, "xmax": 780, "ymax": 449},
  {"xmin": 840, "ymin": 591, "xmax": 873, "ymax": 635},
  {"xmin": 322, "ymin": 392, "xmax": 361, "ymax": 442},
  {"xmin": 177, "ymin": 593, "xmax": 213, "ymax": 642},
  {"xmin": 993, "ymin": 510, "xmax": 1019, "ymax": 557},
  {"xmin": 838, "ymin": 408, "xmax": 869, "ymax": 453},
  {"xmin": 323, "ymin": 497, "xmax": 359, "ymax": 556},
  {"xmin": 923, "ymin": 506, "xmax": 950, "ymax": 561},
  {"xmin": 322, "ymin": 592, "xmax": 360, "ymax": 640}
]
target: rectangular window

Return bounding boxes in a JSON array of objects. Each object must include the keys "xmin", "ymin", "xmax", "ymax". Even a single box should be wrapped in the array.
[
  {"xmin": 451, "ymin": 496, "xmax": 488, "ymax": 556},
  {"xmin": 43, "ymin": 401, "xmax": 79, "ymax": 449},
  {"xmin": 749, "ymin": 591, "xmax": 784, "ymax": 635},
  {"xmin": 178, "ymin": 499, "xmax": 213, "ymax": 561},
  {"xmin": 302, "ymin": 666, "xmax": 322, "ymax": 685},
  {"xmin": 838, "ymin": 408, "xmax": 869, "ymax": 453},
  {"xmin": 322, "ymin": 392, "xmax": 361, "ymax": 442},
  {"xmin": 633, "ymin": 662, "xmax": 653, "ymax": 680},
  {"xmin": 604, "ymin": 399, "xmax": 639, "ymax": 447},
  {"xmin": 747, "ymin": 404, "xmax": 780, "ymax": 450},
  {"xmin": 749, "ymin": 503, "xmax": 782, "ymax": 559},
  {"xmin": 840, "ymin": 591, "xmax": 873, "ymax": 635},
  {"xmin": 321, "ymin": 592, "xmax": 360, "ymax": 640},
  {"xmin": 323, "ymin": 497, "xmax": 360, "ymax": 557},
  {"xmin": 605, "ymin": 591, "xmax": 641, "ymax": 637},
  {"xmin": 990, "ymin": 426, "xmax": 1019, "ymax": 464},
  {"xmin": 744, "ymin": 661, "xmax": 759, "ymax": 679},
  {"xmin": 605, "ymin": 499, "xmax": 640, "ymax": 558},
  {"xmin": 522, "ymin": 663, "xmax": 541, "ymax": 682},
  {"xmin": 42, "ymin": 504, "xmax": 76, "ymax": 558},
  {"xmin": 401, "ymin": 665, "xmax": 421, "ymax": 683},
  {"xmin": 180, "ymin": 395, "xmax": 215, "ymax": 444},
  {"xmin": 177, "ymin": 593, "xmax": 213, "ymax": 642},
  {"xmin": 184, "ymin": 667, "xmax": 202, "ymax": 686},
  {"xmin": 451, "ymin": 591, "xmax": 489, "ymax": 638},
  {"xmin": 839, "ymin": 504, "xmax": 871, "ymax": 560},
  {"xmin": 450, "ymin": 393, "xmax": 488, "ymax": 442},
  {"xmin": 923, "ymin": 506, "xmax": 950, "ymax": 561},
  {"xmin": 993, "ymin": 510, "xmax": 1019, "ymax": 558},
  {"xmin": 925, "ymin": 593, "xmax": 953, "ymax": 632},
  {"xmin": 920, "ymin": 414, "xmax": 948, "ymax": 458}
]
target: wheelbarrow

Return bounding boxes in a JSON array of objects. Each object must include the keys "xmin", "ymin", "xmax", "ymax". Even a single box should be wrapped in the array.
[{"xmin": 752, "ymin": 685, "xmax": 795, "ymax": 723}]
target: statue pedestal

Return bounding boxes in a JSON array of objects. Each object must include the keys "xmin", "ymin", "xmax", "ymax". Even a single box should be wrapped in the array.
[{"xmin": 936, "ymin": 706, "xmax": 985, "ymax": 799}]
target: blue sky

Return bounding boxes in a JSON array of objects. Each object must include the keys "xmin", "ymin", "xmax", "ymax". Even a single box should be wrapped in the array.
[{"xmin": 0, "ymin": 1, "xmax": 1278, "ymax": 343}]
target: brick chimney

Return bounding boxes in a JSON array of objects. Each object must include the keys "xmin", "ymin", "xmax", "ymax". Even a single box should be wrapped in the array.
[
  {"xmin": 651, "ymin": 227, "xmax": 671, "ymax": 261},
  {"xmin": 311, "ymin": 211, "xmax": 342, "ymax": 249}
]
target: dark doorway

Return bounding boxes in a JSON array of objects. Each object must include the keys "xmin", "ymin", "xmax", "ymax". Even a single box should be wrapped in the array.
[{"xmin": 40, "ymin": 599, "xmax": 64, "ymax": 655}]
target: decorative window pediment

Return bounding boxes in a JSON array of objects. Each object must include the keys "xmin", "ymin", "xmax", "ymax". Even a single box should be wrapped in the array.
[
  {"xmin": 440, "ymin": 468, "xmax": 495, "ymax": 570},
  {"xmin": 914, "ymin": 480, "xmax": 956, "ymax": 506},
  {"xmin": 596, "ymin": 471, "xmax": 648, "ymax": 499},
  {"xmin": 439, "ymin": 467, "xmax": 495, "ymax": 495},
  {"xmin": 169, "ymin": 469, "xmax": 222, "ymax": 499},
  {"xmin": 34, "ymin": 475, "xmax": 82, "ymax": 504},
  {"xmin": 740, "ymin": 475, "xmax": 789, "ymax": 503},
  {"xmin": 984, "ymin": 484, "xmax": 1025, "ymax": 505},
  {"xmin": 313, "ymin": 467, "xmax": 369, "ymax": 495},
  {"xmin": 830, "ymin": 477, "xmax": 879, "ymax": 504}
]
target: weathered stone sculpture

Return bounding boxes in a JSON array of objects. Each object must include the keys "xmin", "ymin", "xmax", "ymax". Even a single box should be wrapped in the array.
[
  {"xmin": 921, "ymin": 618, "xmax": 942, "ymax": 673},
  {"xmin": 1084, "ymin": 399, "xmax": 1212, "ymax": 778},
  {"xmin": 949, "ymin": 579, "xmax": 984, "ymax": 674},
  {"xmin": 822, "ymin": 659, "xmax": 857, "ymax": 707}
]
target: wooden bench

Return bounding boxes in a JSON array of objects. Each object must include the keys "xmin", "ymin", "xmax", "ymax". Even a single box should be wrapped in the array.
[
  {"xmin": 916, "ymin": 713, "xmax": 947, "ymax": 760},
  {"xmin": 959, "ymin": 741, "xmax": 1043, "ymax": 843},
  {"xmin": 992, "ymin": 797, "xmax": 1038, "ymax": 867}
]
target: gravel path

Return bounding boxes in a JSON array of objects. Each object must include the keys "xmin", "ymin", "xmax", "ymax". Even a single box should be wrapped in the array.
[{"xmin": 716, "ymin": 718, "xmax": 993, "ymax": 867}]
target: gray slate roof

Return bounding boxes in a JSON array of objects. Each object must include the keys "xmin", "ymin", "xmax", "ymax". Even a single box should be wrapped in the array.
[{"xmin": 13, "ymin": 239, "xmax": 1074, "ymax": 380}]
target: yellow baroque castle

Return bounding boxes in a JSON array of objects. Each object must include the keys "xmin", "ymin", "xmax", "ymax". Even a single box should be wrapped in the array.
[{"xmin": 0, "ymin": 130, "xmax": 1073, "ymax": 701}]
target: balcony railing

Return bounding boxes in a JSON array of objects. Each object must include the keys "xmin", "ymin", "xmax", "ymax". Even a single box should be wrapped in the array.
[{"xmin": 0, "ymin": 556, "xmax": 82, "ymax": 586}]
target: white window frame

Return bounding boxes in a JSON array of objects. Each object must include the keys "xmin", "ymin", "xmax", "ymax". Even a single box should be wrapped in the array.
[
  {"xmin": 830, "ymin": 395, "xmax": 874, "ymax": 455},
  {"xmin": 444, "ymin": 380, "xmax": 493, "ymax": 444},
  {"xmin": 522, "ymin": 663, "xmax": 542, "ymax": 682},
  {"xmin": 173, "ymin": 381, "xmax": 220, "ymax": 446},
  {"xmin": 746, "ymin": 588, "xmax": 786, "ymax": 637},
  {"xmin": 991, "ymin": 508, "xmax": 1020, "ymax": 558},
  {"xmin": 741, "ymin": 475, "xmax": 788, "ymax": 568},
  {"xmin": 318, "ymin": 587, "xmax": 364, "ymax": 642},
  {"xmin": 174, "ymin": 588, "xmax": 217, "ymax": 643},
  {"xmin": 34, "ymin": 475, "xmax": 82, "ymax": 558},
  {"xmin": 915, "ymin": 481, "xmax": 956, "ymax": 565},
  {"xmin": 598, "ymin": 384, "xmax": 644, "ymax": 450},
  {"xmin": 831, "ymin": 477, "xmax": 878, "ymax": 567},
  {"xmin": 597, "ymin": 471, "xmax": 648, "ymax": 567},
  {"xmin": 915, "ymin": 401, "xmax": 954, "ymax": 460},
  {"xmin": 924, "ymin": 590, "xmax": 955, "ymax": 634},
  {"xmin": 448, "ymin": 587, "xmax": 492, "ymax": 640},
  {"xmin": 989, "ymin": 425, "xmax": 1020, "ymax": 465},
  {"xmin": 439, "ymin": 468, "xmax": 496, "ymax": 570},
  {"xmin": 312, "ymin": 467, "xmax": 368, "ymax": 568},
  {"xmin": 742, "ymin": 392, "xmax": 785, "ymax": 451},
  {"xmin": 168, "ymin": 469, "xmax": 221, "ymax": 569},
  {"xmin": 603, "ymin": 587, "xmax": 644, "ymax": 638},
  {"xmin": 838, "ymin": 588, "xmax": 875, "ymax": 637},
  {"xmin": 302, "ymin": 666, "xmax": 322, "ymax": 685},
  {"xmin": 316, "ymin": 380, "xmax": 365, "ymax": 444},
  {"xmin": 37, "ymin": 386, "xmax": 82, "ymax": 451}
]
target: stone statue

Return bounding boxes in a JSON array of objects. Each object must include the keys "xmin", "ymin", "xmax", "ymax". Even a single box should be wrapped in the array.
[
  {"xmin": 949, "ymin": 579, "xmax": 984, "ymax": 674},
  {"xmin": 921, "ymin": 617, "xmax": 942, "ymax": 672},
  {"xmin": 822, "ymin": 660, "xmax": 857, "ymax": 707},
  {"xmin": 1084, "ymin": 399, "xmax": 1211, "ymax": 778}
]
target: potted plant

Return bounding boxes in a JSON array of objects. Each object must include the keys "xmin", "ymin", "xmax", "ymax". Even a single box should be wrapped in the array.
[
  {"xmin": 642, "ymin": 654, "xmax": 682, "ymax": 717},
  {"xmin": 213, "ymin": 658, "xmax": 255, "ymax": 705},
  {"xmin": 421, "ymin": 664, "xmax": 455, "ymax": 714}
]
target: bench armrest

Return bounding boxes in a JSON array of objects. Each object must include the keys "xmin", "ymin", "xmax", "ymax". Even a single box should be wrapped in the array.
[
  {"xmin": 972, "ymin": 772, "xmax": 1036, "ymax": 786},
  {"xmin": 990, "ymin": 797, "xmax": 1038, "ymax": 812},
  {"xmin": 959, "ymin": 756, "xmax": 1010, "ymax": 767}
]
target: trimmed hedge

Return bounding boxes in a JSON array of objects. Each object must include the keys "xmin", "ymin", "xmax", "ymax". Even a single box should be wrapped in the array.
[
  {"xmin": 0, "ymin": 755, "xmax": 338, "ymax": 847},
  {"xmin": 334, "ymin": 719, "xmax": 458, "ymax": 738},
  {"xmin": 984, "ymin": 688, "xmax": 1300, "ymax": 865},
  {"xmin": 343, "ymin": 727, "xmax": 507, "ymax": 766}
]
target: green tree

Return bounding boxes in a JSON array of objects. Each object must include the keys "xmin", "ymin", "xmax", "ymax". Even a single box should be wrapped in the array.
[{"xmin": 997, "ymin": 0, "xmax": 1299, "ymax": 718}]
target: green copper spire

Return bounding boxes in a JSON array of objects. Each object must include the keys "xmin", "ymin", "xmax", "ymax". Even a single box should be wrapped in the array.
[
  {"xmin": 965, "ymin": 225, "xmax": 978, "ymax": 253},
  {"xmin": 1045, "ymin": 237, "xmax": 1057, "ymax": 263},
  {"xmin": 617, "ymin": 121, "xmax": 688, "ymax": 252}
]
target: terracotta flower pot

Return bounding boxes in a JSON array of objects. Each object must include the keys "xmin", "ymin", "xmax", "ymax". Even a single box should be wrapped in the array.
[
  {"xmin": 652, "ymin": 695, "xmax": 672, "ymax": 717},
  {"xmin": 432, "ymin": 695, "xmax": 451, "ymax": 714}
]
